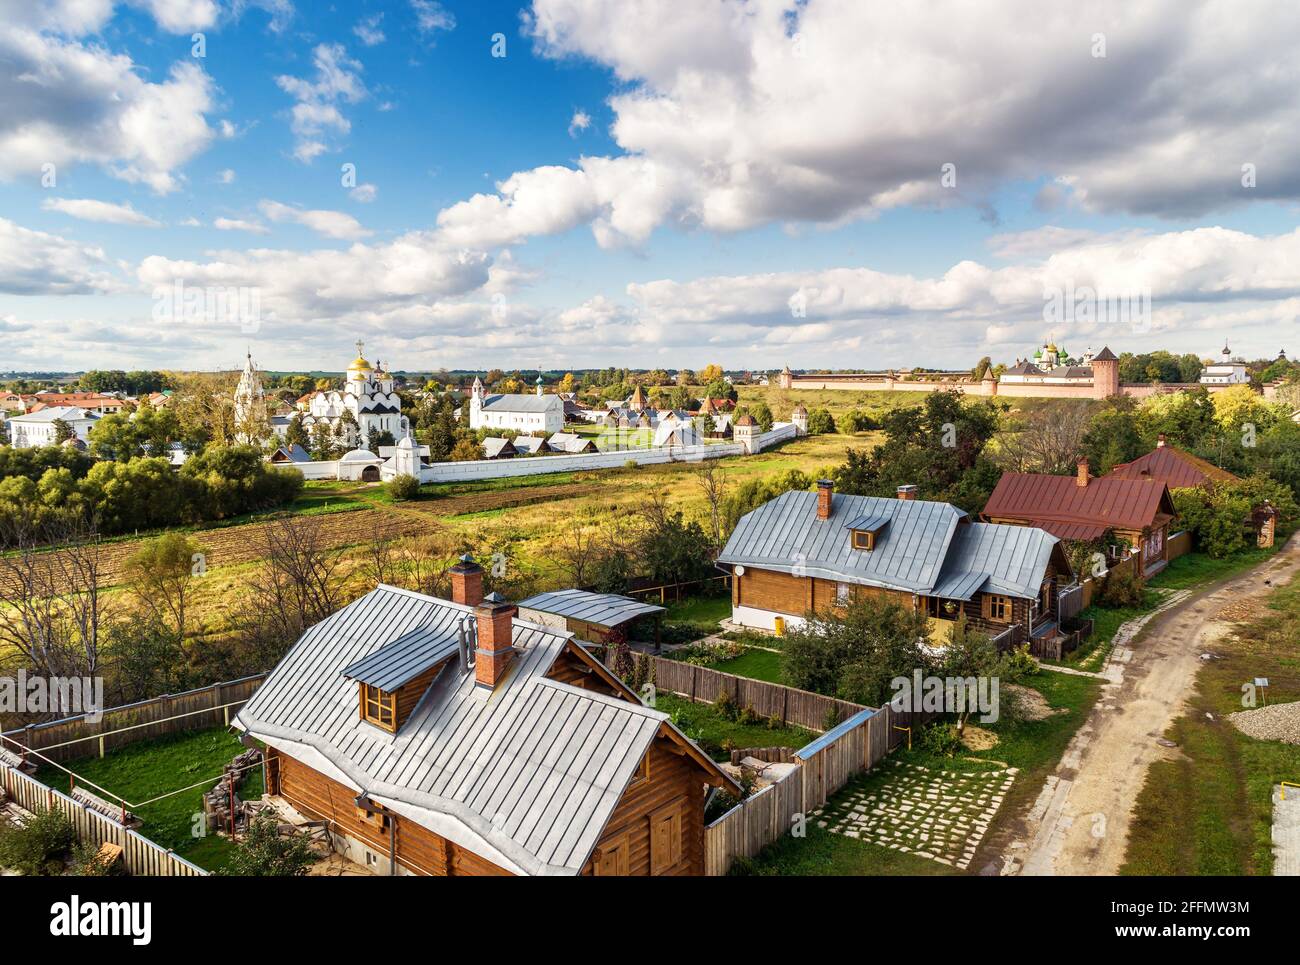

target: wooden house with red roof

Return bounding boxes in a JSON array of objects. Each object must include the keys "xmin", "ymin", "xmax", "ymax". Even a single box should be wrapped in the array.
[
  {"xmin": 1107, "ymin": 435, "xmax": 1239, "ymax": 490},
  {"xmin": 981, "ymin": 457, "xmax": 1177, "ymax": 575}
]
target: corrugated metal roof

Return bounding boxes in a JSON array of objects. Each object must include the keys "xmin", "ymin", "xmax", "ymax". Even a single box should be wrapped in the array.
[
  {"xmin": 340, "ymin": 626, "xmax": 460, "ymax": 691},
  {"xmin": 234, "ymin": 585, "xmax": 684, "ymax": 876},
  {"xmin": 717, "ymin": 490, "xmax": 967, "ymax": 594},
  {"xmin": 934, "ymin": 522, "xmax": 1062, "ymax": 599},
  {"xmin": 1107, "ymin": 445, "xmax": 1238, "ymax": 489},
  {"xmin": 844, "ymin": 514, "xmax": 890, "ymax": 533},
  {"xmin": 516, "ymin": 589, "xmax": 665, "ymax": 628},
  {"xmin": 982, "ymin": 471, "xmax": 1174, "ymax": 533}
]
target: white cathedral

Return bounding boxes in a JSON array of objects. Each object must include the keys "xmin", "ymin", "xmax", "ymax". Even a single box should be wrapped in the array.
[{"xmin": 301, "ymin": 342, "xmax": 412, "ymax": 448}]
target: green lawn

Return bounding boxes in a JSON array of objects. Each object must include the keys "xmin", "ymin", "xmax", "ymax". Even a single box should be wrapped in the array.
[
  {"xmin": 655, "ymin": 692, "xmax": 816, "ymax": 761},
  {"xmin": 711, "ymin": 647, "xmax": 784, "ymax": 683},
  {"xmin": 1149, "ymin": 545, "xmax": 1282, "ymax": 590},
  {"xmin": 33, "ymin": 727, "xmax": 262, "ymax": 872},
  {"xmin": 663, "ymin": 594, "xmax": 731, "ymax": 626},
  {"xmin": 739, "ymin": 667, "xmax": 1102, "ymax": 875},
  {"xmin": 1122, "ymin": 571, "xmax": 1300, "ymax": 876}
]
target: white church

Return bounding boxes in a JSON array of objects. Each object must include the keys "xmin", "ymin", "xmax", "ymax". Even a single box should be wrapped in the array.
[
  {"xmin": 302, "ymin": 342, "xmax": 411, "ymax": 447},
  {"xmin": 468, "ymin": 374, "xmax": 564, "ymax": 434}
]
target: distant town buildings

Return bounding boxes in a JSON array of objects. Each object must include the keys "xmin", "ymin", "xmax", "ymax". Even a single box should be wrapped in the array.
[
  {"xmin": 1199, "ymin": 343, "xmax": 1250, "ymax": 385},
  {"xmin": 301, "ymin": 342, "xmax": 411, "ymax": 448},
  {"xmin": 5, "ymin": 405, "xmax": 100, "ymax": 449}
]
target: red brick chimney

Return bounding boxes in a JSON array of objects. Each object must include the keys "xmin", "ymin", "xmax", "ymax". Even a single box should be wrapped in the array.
[
  {"xmin": 1076, "ymin": 457, "xmax": 1090, "ymax": 487},
  {"xmin": 816, "ymin": 479, "xmax": 834, "ymax": 520},
  {"xmin": 1156, "ymin": 433, "xmax": 1166, "ymax": 448},
  {"xmin": 897, "ymin": 484, "xmax": 918, "ymax": 501},
  {"xmin": 474, "ymin": 592, "xmax": 516, "ymax": 691},
  {"xmin": 449, "ymin": 554, "xmax": 484, "ymax": 607}
]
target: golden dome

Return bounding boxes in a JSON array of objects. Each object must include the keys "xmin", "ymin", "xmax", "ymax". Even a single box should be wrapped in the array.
[{"xmin": 349, "ymin": 356, "xmax": 372, "ymax": 371}]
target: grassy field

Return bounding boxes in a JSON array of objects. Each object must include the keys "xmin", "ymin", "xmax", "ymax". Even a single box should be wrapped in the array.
[
  {"xmin": 33, "ymin": 727, "xmax": 261, "ymax": 872},
  {"xmin": 1121, "ymin": 571, "xmax": 1300, "ymax": 875},
  {"xmin": 655, "ymin": 692, "xmax": 816, "ymax": 761},
  {"xmin": 739, "ymin": 666, "xmax": 1103, "ymax": 874}
]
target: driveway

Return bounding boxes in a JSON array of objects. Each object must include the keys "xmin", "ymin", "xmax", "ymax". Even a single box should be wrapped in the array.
[{"xmin": 1001, "ymin": 534, "xmax": 1300, "ymax": 876}]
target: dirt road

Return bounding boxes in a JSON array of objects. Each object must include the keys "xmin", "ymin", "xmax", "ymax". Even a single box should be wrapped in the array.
[{"xmin": 1003, "ymin": 535, "xmax": 1300, "ymax": 876}]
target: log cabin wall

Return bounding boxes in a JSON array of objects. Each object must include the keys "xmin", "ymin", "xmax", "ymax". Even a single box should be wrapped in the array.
[
  {"xmin": 583, "ymin": 737, "xmax": 705, "ymax": 876},
  {"xmin": 268, "ymin": 747, "xmax": 512, "ymax": 876},
  {"xmin": 735, "ymin": 566, "xmax": 910, "ymax": 617}
]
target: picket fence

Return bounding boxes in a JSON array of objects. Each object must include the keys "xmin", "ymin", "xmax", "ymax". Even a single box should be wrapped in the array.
[
  {"xmin": 703, "ymin": 702, "xmax": 929, "ymax": 875},
  {"xmin": 0, "ymin": 763, "xmax": 206, "ymax": 876}
]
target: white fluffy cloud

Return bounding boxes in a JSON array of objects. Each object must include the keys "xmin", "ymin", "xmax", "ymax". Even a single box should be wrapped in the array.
[
  {"xmin": 0, "ymin": 217, "xmax": 123, "ymax": 294},
  {"xmin": 41, "ymin": 197, "xmax": 161, "ymax": 227},
  {"xmin": 427, "ymin": 0, "xmax": 1300, "ymax": 254},
  {"xmin": 136, "ymin": 232, "xmax": 491, "ymax": 333},
  {"xmin": 258, "ymin": 200, "xmax": 372, "ymax": 240},
  {"xmin": 213, "ymin": 217, "xmax": 269, "ymax": 234},
  {"xmin": 0, "ymin": 15, "xmax": 218, "ymax": 193},
  {"xmin": 276, "ymin": 43, "xmax": 366, "ymax": 163}
]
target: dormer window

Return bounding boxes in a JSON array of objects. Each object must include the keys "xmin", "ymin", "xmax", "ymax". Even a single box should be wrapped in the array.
[
  {"xmin": 361, "ymin": 684, "xmax": 397, "ymax": 731},
  {"xmin": 845, "ymin": 514, "xmax": 889, "ymax": 551}
]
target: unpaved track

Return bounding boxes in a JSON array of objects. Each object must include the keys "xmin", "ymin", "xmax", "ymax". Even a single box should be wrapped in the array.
[{"xmin": 1004, "ymin": 535, "xmax": 1300, "ymax": 876}]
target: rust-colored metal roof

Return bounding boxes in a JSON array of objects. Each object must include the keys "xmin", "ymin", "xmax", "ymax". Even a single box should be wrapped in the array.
[
  {"xmin": 1107, "ymin": 445, "xmax": 1238, "ymax": 490},
  {"xmin": 982, "ymin": 471, "xmax": 1175, "ymax": 534}
]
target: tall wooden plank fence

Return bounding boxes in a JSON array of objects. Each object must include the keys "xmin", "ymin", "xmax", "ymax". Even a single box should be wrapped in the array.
[{"xmin": 2, "ymin": 674, "xmax": 267, "ymax": 765}]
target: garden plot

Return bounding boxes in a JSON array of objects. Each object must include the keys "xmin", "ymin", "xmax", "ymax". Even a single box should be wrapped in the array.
[{"xmin": 813, "ymin": 759, "xmax": 1017, "ymax": 870}]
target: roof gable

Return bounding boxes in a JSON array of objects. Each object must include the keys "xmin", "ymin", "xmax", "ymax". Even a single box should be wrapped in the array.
[
  {"xmin": 1107, "ymin": 445, "xmax": 1238, "ymax": 489},
  {"xmin": 983, "ymin": 471, "xmax": 1175, "ymax": 533}
]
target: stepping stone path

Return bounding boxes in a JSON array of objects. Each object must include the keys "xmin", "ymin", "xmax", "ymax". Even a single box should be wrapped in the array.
[{"xmin": 812, "ymin": 760, "xmax": 1017, "ymax": 870}]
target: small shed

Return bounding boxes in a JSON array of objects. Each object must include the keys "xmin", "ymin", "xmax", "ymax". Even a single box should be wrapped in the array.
[{"xmin": 517, "ymin": 589, "xmax": 667, "ymax": 652}]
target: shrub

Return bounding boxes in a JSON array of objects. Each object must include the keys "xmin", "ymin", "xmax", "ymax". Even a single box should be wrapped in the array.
[
  {"xmin": 1002, "ymin": 643, "xmax": 1039, "ymax": 683},
  {"xmin": 1098, "ymin": 563, "xmax": 1146, "ymax": 608},
  {"xmin": 822, "ymin": 705, "xmax": 843, "ymax": 731},
  {"xmin": 806, "ymin": 408, "xmax": 836, "ymax": 435},
  {"xmin": 714, "ymin": 689, "xmax": 739, "ymax": 721},
  {"xmin": 216, "ymin": 813, "xmax": 316, "ymax": 876},
  {"xmin": 738, "ymin": 705, "xmax": 761, "ymax": 725},
  {"xmin": 919, "ymin": 721, "xmax": 963, "ymax": 757},
  {"xmin": 0, "ymin": 807, "xmax": 76, "ymax": 875},
  {"xmin": 387, "ymin": 474, "xmax": 421, "ymax": 501}
]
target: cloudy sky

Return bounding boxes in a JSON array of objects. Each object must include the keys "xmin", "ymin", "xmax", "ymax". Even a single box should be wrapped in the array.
[{"xmin": 2, "ymin": 0, "xmax": 1299, "ymax": 374}]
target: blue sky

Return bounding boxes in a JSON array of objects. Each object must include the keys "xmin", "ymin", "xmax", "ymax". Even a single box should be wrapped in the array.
[{"xmin": 2, "ymin": 0, "xmax": 1299, "ymax": 373}]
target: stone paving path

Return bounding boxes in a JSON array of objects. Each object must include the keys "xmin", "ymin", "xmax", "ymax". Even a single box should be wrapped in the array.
[
  {"xmin": 1273, "ymin": 784, "xmax": 1300, "ymax": 876},
  {"xmin": 813, "ymin": 759, "xmax": 1017, "ymax": 870}
]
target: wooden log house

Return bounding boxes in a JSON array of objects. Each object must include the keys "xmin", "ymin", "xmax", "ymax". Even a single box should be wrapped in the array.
[
  {"xmin": 234, "ymin": 558, "xmax": 739, "ymax": 876},
  {"xmin": 717, "ymin": 481, "xmax": 1074, "ymax": 646}
]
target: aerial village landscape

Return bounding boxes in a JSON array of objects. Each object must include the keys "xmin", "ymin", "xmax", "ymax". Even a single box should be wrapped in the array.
[{"xmin": 0, "ymin": 0, "xmax": 1295, "ymax": 941}]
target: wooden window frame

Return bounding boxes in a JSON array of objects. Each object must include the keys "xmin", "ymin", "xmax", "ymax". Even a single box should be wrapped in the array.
[
  {"xmin": 648, "ymin": 801, "xmax": 683, "ymax": 875},
  {"xmin": 834, "ymin": 582, "xmax": 852, "ymax": 607},
  {"xmin": 593, "ymin": 830, "xmax": 631, "ymax": 876},
  {"xmin": 985, "ymin": 594, "xmax": 1012, "ymax": 623},
  {"xmin": 628, "ymin": 751, "xmax": 650, "ymax": 786},
  {"xmin": 360, "ymin": 683, "xmax": 396, "ymax": 732},
  {"xmin": 851, "ymin": 530, "xmax": 875, "ymax": 551}
]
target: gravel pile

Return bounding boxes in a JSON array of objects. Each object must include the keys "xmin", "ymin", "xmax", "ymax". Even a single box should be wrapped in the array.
[{"xmin": 1228, "ymin": 700, "xmax": 1300, "ymax": 745}]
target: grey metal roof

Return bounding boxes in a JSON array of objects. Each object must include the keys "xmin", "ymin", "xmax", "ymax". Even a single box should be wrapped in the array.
[
  {"xmin": 516, "ymin": 589, "xmax": 665, "ymax": 628},
  {"xmin": 719, "ymin": 490, "xmax": 1061, "ymax": 599},
  {"xmin": 932, "ymin": 522, "xmax": 1060, "ymax": 599},
  {"xmin": 844, "ymin": 514, "xmax": 890, "ymax": 533},
  {"xmin": 340, "ymin": 625, "xmax": 460, "ymax": 691},
  {"xmin": 717, "ymin": 490, "xmax": 967, "ymax": 594},
  {"xmin": 234, "ymin": 585, "xmax": 686, "ymax": 876},
  {"xmin": 482, "ymin": 393, "xmax": 562, "ymax": 413}
]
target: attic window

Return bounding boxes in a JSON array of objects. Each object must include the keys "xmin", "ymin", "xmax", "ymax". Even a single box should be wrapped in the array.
[
  {"xmin": 845, "ymin": 514, "xmax": 889, "ymax": 551},
  {"xmin": 360, "ymin": 684, "xmax": 396, "ymax": 732}
]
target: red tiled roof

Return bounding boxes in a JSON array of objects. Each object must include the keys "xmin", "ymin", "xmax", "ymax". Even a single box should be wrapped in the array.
[
  {"xmin": 1107, "ymin": 445, "xmax": 1238, "ymax": 490},
  {"xmin": 981, "ymin": 471, "xmax": 1176, "ymax": 534}
]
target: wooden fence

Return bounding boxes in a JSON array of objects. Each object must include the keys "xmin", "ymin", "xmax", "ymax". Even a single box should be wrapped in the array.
[
  {"xmin": 704, "ymin": 701, "xmax": 932, "ymax": 874},
  {"xmin": 0, "ymin": 762, "xmax": 206, "ymax": 876},
  {"xmin": 2, "ymin": 674, "xmax": 267, "ymax": 765},
  {"xmin": 635, "ymin": 654, "xmax": 866, "ymax": 731}
]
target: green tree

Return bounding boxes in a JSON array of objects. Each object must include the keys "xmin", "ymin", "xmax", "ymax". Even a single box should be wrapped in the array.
[
  {"xmin": 782, "ymin": 593, "xmax": 931, "ymax": 705},
  {"xmin": 806, "ymin": 408, "xmax": 836, "ymax": 434},
  {"xmin": 123, "ymin": 532, "xmax": 206, "ymax": 638},
  {"xmin": 216, "ymin": 813, "xmax": 317, "ymax": 877}
]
